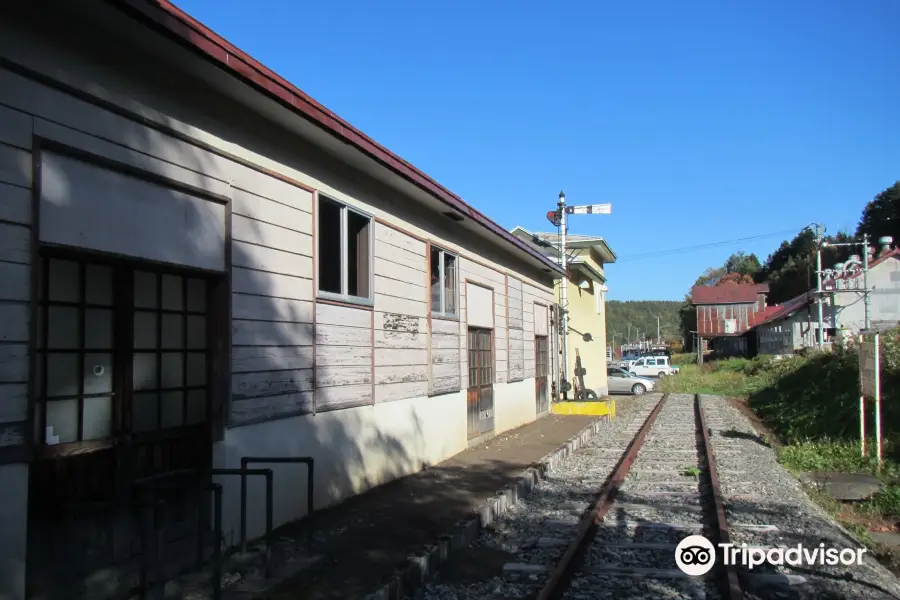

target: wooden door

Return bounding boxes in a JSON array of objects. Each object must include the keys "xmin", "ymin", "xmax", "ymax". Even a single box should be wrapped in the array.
[
  {"xmin": 466, "ymin": 327, "xmax": 494, "ymax": 439},
  {"xmin": 28, "ymin": 253, "xmax": 214, "ymax": 598},
  {"xmin": 535, "ymin": 335, "xmax": 549, "ymax": 414}
]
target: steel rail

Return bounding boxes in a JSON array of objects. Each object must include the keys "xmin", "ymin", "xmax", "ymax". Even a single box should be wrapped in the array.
[
  {"xmin": 534, "ymin": 393, "xmax": 671, "ymax": 600},
  {"xmin": 696, "ymin": 394, "xmax": 744, "ymax": 600}
]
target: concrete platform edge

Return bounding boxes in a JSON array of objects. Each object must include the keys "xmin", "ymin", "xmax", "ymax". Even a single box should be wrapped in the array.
[{"xmin": 367, "ymin": 414, "xmax": 611, "ymax": 600}]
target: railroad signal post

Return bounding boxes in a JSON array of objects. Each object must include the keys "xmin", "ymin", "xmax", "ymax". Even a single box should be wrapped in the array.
[{"xmin": 547, "ymin": 191, "xmax": 611, "ymax": 400}]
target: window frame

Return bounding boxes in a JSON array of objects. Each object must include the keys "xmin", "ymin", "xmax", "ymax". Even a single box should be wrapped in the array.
[
  {"xmin": 316, "ymin": 194, "xmax": 374, "ymax": 306},
  {"xmin": 430, "ymin": 245, "xmax": 458, "ymax": 318}
]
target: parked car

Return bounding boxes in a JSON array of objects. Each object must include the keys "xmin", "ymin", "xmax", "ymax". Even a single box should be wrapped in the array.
[
  {"xmin": 628, "ymin": 356, "xmax": 680, "ymax": 378},
  {"xmin": 607, "ymin": 367, "xmax": 656, "ymax": 396},
  {"xmin": 615, "ymin": 352, "xmax": 642, "ymax": 369}
]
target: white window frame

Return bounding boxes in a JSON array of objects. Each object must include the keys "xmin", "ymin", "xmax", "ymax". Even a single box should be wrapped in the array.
[
  {"xmin": 430, "ymin": 246, "xmax": 458, "ymax": 318},
  {"xmin": 316, "ymin": 195, "xmax": 374, "ymax": 306}
]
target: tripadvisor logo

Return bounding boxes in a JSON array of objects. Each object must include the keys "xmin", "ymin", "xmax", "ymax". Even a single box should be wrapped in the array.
[
  {"xmin": 675, "ymin": 535, "xmax": 716, "ymax": 576},
  {"xmin": 675, "ymin": 534, "xmax": 867, "ymax": 576}
]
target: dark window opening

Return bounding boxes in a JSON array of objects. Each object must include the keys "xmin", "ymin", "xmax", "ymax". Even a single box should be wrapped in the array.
[
  {"xmin": 347, "ymin": 210, "xmax": 370, "ymax": 298},
  {"xmin": 317, "ymin": 196, "xmax": 372, "ymax": 299},
  {"xmin": 318, "ymin": 198, "xmax": 342, "ymax": 294}
]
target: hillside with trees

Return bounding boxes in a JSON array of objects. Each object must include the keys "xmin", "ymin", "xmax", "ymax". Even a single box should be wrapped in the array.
[
  {"xmin": 678, "ymin": 181, "xmax": 900, "ymax": 349},
  {"xmin": 606, "ymin": 300, "xmax": 682, "ymax": 345}
]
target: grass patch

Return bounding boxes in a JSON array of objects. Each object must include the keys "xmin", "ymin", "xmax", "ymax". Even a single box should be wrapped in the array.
[{"xmin": 657, "ymin": 358, "xmax": 774, "ymax": 396}]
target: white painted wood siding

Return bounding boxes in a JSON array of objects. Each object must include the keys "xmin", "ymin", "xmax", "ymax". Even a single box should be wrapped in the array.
[
  {"xmin": 314, "ymin": 303, "xmax": 373, "ymax": 412},
  {"xmin": 507, "ymin": 276, "xmax": 524, "ymax": 380},
  {"xmin": 39, "ymin": 151, "xmax": 227, "ymax": 272},
  {"xmin": 0, "ymin": 102, "xmax": 32, "ymax": 452},
  {"xmin": 227, "ymin": 184, "xmax": 315, "ymax": 425},
  {"xmin": 429, "ymin": 318, "xmax": 460, "ymax": 394},
  {"xmin": 373, "ymin": 223, "xmax": 428, "ymax": 403},
  {"xmin": 534, "ymin": 304, "xmax": 549, "ymax": 337}
]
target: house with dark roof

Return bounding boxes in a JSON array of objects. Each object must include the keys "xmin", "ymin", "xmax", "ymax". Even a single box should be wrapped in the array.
[
  {"xmin": 0, "ymin": 2, "xmax": 566, "ymax": 597},
  {"xmin": 510, "ymin": 227, "xmax": 617, "ymax": 395},
  {"xmin": 690, "ymin": 283, "xmax": 770, "ymax": 358}
]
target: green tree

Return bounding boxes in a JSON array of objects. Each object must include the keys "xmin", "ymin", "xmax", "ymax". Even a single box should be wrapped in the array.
[
  {"xmin": 605, "ymin": 300, "xmax": 682, "ymax": 345},
  {"xmin": 724, "ymin": 251, "xmax": 761, "ymax": 277},
  {"xmin": 857, "ymin": 182, "xmax": 900, "ymax": 244}
]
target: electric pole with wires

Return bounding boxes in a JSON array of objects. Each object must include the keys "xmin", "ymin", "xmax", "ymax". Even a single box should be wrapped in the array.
[{"xmin": 546, "ymin": 191, "xmax": 611, "ymax": 400}]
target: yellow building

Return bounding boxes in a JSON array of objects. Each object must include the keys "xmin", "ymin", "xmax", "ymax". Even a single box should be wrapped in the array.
[{"xmin": 510, "ymin": 227, "xmax": 617, "ymax": 396}]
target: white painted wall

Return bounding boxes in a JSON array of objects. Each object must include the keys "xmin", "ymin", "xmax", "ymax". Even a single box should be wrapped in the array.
[
  {"xmin": 833, "ymin": 256, "xmax": 900, "ymax": 332},
  {"xmin": 214, "ymin": 388, "xmax": 468, "ymax": 542}
]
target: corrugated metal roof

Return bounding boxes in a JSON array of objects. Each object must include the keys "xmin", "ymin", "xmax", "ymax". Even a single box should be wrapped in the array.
[
  {"xmin": 748, "ymin": 291, "xmax": 814, "ymax": 329},
  {"xmin": 690, "ymin": 284, "xmax": 769, "ymax": 305}
]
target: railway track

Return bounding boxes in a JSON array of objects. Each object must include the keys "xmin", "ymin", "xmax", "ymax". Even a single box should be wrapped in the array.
[{"xmin": 408, "ymin": 392, "xmax": 900, "ymax": 600}]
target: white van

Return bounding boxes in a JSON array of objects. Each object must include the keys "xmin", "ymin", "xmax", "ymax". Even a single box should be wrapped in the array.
[{"xmin": 628, "ymin": 356, "xmax": 680, "ymax": 378}]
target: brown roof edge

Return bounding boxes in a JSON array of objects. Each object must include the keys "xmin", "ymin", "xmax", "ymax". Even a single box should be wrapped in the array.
[{"xmin": 109, "ymin": 0, "xmax": 564, "ymax": 275}]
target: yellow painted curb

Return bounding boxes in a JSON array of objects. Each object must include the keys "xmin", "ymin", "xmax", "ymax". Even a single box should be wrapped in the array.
[{"xmin": 551, "ymin": 399, "xmax": 616, "ymax": 417}]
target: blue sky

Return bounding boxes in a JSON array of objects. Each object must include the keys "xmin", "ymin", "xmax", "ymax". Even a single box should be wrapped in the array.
[{"xmin": 176, "ymin": 0, "xmax": 900, "ymax": 301}]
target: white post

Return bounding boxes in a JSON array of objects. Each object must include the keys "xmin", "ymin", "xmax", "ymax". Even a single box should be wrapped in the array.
[
  {"xmin": 875, "ymin": 332, "xmax": 882, "ymax": 469},
  {"xmin": 558, "ymin": 191, "xmax": 569, "ymax": 397},
  {"xmin": 657, "ymin": 316, "xmax": 661, "ymax": 344}
]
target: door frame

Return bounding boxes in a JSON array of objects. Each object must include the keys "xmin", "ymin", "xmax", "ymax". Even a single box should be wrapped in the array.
[
  {"xmin": 534, "ymin": 334, "xmax": 549, "ymax": 415},
  {"xmin": 26, "ymin": 248, "xmax": 224, "ymax": 595},
  {"xmin": 466, "ymin": 326, "xmax": 494, "ymax": 439}
]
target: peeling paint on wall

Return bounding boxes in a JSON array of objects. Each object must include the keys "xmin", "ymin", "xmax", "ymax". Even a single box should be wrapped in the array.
[{"xmin": 383, "ymin": 313, "xmax": 418, "ymax": 333}]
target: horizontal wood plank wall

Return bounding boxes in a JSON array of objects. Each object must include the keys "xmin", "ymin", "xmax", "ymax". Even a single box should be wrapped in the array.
[
  {"xmin": 314, "ymin": 302, "xmax": 373, "ymax": 412},
  {"xmin": 373, "ymin": 222, "xmax": 428, "ymax": 403},
  {"xmin": 522, "ymin": 283, "xmax": 540, "ymax": 380},
  {"xmin": 507, "ymin": 277, "xmax": 524, "ymax": 381},
  {"xmin": 458, "ymin": 281, "xmax": 468, "ymax": 389},
  {"xmin": 0, "ymin": 64, "xmax": 322, "ymax": 429},
  {"xmin": 227, "ymin": 185, "xmax": 315, "ymax": 426},
  {"xmin": 430, "ymin": 314, "xmax": 460, "ymax": 395},
  {"xmin": 0, "ymin": 103, "xmax": 33, "ymax": 459},
  {"xmin": 459, "ymin": 258, "xmax": 506, "ymax": 384}
]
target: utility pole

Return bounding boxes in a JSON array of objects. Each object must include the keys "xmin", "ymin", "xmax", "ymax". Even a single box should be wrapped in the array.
[
  {"xmin": 656, "ymin": 316, "xmax": 661, "ymax": 344},
  {"xmin": 863, "ymin": 232, "xmax": 871, "ymax": 330},
  {"xmin": 812, "ymin": 223, "xmax": 825, "ymax": 350},
  {"xmin": 819, "ymin": 232, "xmax": 874, "ymax": 341},
  {"xmin": 547, "ymin": 191, "xmax": 611, "ymax": 399}
]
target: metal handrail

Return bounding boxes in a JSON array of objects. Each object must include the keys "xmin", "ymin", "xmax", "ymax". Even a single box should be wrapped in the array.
[{"xmin": 240, "ymin": 456, "xmax": 315, "ymax": 549}]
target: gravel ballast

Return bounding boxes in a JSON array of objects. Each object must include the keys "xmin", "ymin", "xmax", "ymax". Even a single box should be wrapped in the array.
[{"xmin": 401, "ymin": 392, "xmax": 900, "ymax": 600}]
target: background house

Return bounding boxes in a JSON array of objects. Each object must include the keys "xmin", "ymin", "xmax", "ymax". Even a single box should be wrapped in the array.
[
  {"xmin": 510, "ymin": 227, "xmax": 616, "ymax": 395},
  {"xmin": 690, "ymin": 283, "xmax": 769, "ymax": 358},
  {"xmin": 824, "ymin": 245, "xmax": 899, "ymax": 334},
  {"xmin": 751, "ymin": 242, "xmax": 899, "ymax": 355},
  {"xmin": 0, "ymin": 2, "xmax": 563, "ymax": 598}
]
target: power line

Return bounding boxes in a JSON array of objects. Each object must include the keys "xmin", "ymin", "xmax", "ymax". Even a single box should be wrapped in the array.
[{"xmin": 616, "ymin": 227, "xmax": 806, "ymax": 263}]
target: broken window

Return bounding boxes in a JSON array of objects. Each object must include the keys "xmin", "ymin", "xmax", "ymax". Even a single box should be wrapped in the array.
[
  {"xmin": 317, "ymin": 196, "xmax": 372, "ymax": 300},
  {"xmin": 430, "ymin": 245, "xmax": 457, "ymax": 316}
]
